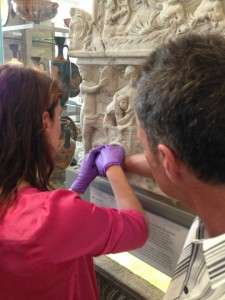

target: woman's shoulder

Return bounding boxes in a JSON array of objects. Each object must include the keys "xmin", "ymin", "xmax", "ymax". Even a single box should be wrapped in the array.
[
  {"xmin": 0, "ymin": 188, "xmax": 79, "ymax": 241},
  {"xmin": 17, "ymin": 187, "xmax": 80, "ymax": 205},
  {"xmin": 17, "ymin": 186, "xmax": 77, "ymax": 198}
]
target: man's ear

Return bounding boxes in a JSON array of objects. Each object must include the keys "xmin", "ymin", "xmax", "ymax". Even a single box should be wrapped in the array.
[
  {"xmin": 42, "ymin": 111, "xmax": 50, "ymax": 130},
  {"xmin": 157, "ymin": 144, "xmax": 183, "ymax": 182}
]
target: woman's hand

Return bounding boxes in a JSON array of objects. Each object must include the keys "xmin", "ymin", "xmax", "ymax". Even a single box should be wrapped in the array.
[
  {"xmin": 70, "ymin": 145, "xmax": 104, "ymax": 194},
  {"xmin": 95, "ymin": 145, "xmax": 125, "ymax": 176}
]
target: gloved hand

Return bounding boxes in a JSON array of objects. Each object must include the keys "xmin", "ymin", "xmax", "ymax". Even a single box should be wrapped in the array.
[
  {"xmin": 70, "ymin": 145, "xmax": 105, "ymax": 194},
  {"xmin": 95, "ymin": 144, "xmax": 125, "ymax": 177}
]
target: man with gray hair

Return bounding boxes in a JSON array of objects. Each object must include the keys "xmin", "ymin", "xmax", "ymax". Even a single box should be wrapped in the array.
[{"xmin": 124, "ymin": 32, "xmax": 225, "ymax": 299}]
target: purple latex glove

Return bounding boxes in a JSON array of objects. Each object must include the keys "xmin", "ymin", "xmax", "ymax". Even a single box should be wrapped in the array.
[
  {"xmin": 95, "ymin": 144, "xmax": 125, "ymax": 177},
  {"xmin": 70, "ymin": 145, "xmax": 105, "ymax": 194}
]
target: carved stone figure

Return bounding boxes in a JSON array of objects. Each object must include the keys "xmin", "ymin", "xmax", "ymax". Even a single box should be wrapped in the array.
[
  {"xmin": 79, "ymin": 64, "xmax": 118, "ymax": 154},
  {"xmin": 69, "ymin": 8, "xmax": 93, "ymax": 51},
  {"xmin": 191, "ymin": 0, "xmax": 225, "ymax": 28},
  {"xmin": 114, "ymin": 64, "xmax": 140, "ymax": 106},
  {"xmin": 110, "ymin": 0, "xmax": 131, "ymax": 25},
  {"xmin": 96, "ymin": 65, "xmax": 119, "ymax": 114},
  {"xmin": 107, "ymin": 94, "xmax": 134, "ymax": 127},
  {"xmin": 102, "ymin": 0, "xmax": 131, "ymax": 38},
  {"xmin": 104, "ymin": 93, "xmax": 134, "ymax": 142},
  {"xmin": 69, "ymin": 7, "xmax": 104, "ymax": 53},
  {"xmin": 127, "ymin": 0, "xmax": 188, "ymax": 37},
  {"xmin": 103, "ymin": 65, "xmax": 142, "ymax": 152},
  {"xmin": 79, "ymin": 66, "xmax": 106, "ymax": 154}
]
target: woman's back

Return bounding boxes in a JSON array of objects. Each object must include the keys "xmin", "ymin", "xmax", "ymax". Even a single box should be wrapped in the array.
[
  {"xmin": 0, "ymin": 186, "xmax": 147, "ymax": 300},
  {"xmin": 0, "ymin": 186, "xmax": 98, "ymax": 300}
]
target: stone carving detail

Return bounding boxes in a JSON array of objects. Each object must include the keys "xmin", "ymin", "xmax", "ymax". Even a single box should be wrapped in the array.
[
  {"xmin": 69, "ymin": 0, "xmax": 225, "ymax": 193},
  {"xmin": 79, "ymin": 64, "xmax": 118, "ymax": 154},
  {"xmin": 78, "ymin": 63, "xmax": 143, "ymax": 156},
  {"xmin": 190, "ymin": 0, "xmax": 225, "ymax": 28},
  {"xmin": 78, "ymin": 62, "xmax": 156, "ymax": 192},
  {"xmin": 69, "ymin": 0, "xmax": 225, "ymax": 56},
  {"xmin": 103, "ymin": 65, "xmax": 142, "ymax": 154},
  {"xmin": 79, "ymin": 65, "xmax": 104, "ymax": 154},
  {"xmin": 69, "ymin": 7, "xmax": 104, "ymax": 55}
]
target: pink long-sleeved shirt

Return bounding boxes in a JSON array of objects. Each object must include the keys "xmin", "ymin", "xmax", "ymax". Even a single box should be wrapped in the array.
[{"xmin": 0, "ymin": 187, "xmax": 148, "ymax": 300}]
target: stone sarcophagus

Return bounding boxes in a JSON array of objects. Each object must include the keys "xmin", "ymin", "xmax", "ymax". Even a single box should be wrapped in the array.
[{"xmin": 68, "ymin": 0, "xmax": 225, "ymax": 193}]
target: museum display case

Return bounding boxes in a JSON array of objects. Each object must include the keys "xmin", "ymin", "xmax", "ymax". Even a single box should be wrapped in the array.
[
  {"xmin": 0, "ymin": 0, "xmax": 83, "ymax": 102},
  {"xmin": 0, "ymin": 0, "xmax": 84, "ymax": 175}
]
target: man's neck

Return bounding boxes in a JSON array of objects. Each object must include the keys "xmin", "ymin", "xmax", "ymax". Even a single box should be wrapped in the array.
[{"xmin": 183, "ymin": 182, "xmax": 225, "ymax": 238}]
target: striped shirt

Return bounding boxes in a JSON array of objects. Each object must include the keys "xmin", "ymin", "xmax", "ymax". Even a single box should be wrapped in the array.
[{"xmin": 164, "ymin": 217, "xmax": 225, "ymax": 300}]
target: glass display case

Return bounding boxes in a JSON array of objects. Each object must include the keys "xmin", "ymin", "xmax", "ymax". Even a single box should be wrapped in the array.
[
  {"xmin": 0, "ymin": 0, "xmax": 92, "ymax": 65},
  {"xmin": 1, "ymin": 1, "xmax": 65, "ymax": 67},
  {"xmin": 0, "ymin": 0, "xmax": 93, "ymax": 185},
  {"xmin": 0, "ymin": 0, "xmax": 92, "ymax": 140}
]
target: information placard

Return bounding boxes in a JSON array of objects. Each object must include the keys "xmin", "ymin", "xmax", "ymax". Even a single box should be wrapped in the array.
[{"xmin": 91, "ymin": 187, "xmax": 189, "ymax": 277}]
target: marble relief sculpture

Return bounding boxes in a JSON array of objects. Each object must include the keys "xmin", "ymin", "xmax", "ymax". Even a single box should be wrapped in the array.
[
  {"xmin": 69, "ymin": 0, "xmax": 225, "ymax": 56},
  {"xmin": 77, "ymin": 62, "xmax": 154, "ymax": 191},
  {"xmin": 103, "ymin": 65, "xmax": 142, "ymax": 153},
  {"xmin": 78, "ymin": 63, "xmax": 143, "ymax": 155},
  {"xmin": 79, "ymin": 66, "xmax": 104, "ymax": 154},
  {"xmin": 127, "ymin": 0, "xmax": 189, "ymax": 39},
  {"xmin": 190, "ymin": 0, "xmax": 225, "ymax": 29},
  {"xmin": 68, "ymin": 0, "xmax": 225, "ymax": 194},
  {"xmin": 69, "ymin": 7, "xmax": 104, "ymax": 55},
  {"xmin": 96, "ymin": 65, "xmax": 118, "ymax": 114},
  {"xmin": 79, "ymin": 65, "xmax": 118, "ymax": 154}
]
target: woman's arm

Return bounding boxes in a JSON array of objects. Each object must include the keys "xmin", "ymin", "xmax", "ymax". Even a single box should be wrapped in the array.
[{"xmin": 106, "ymin": 165, "xmax": 149, "ymax": 226}]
